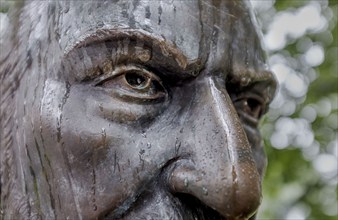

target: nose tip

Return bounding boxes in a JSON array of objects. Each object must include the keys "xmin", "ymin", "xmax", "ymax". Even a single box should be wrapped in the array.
[
  {"xmin": 168, "ymin": 157, "xmax": 261, "ymax": 220},
  {"xmin": 167, "ymin": 77, "xmax": 262, "ymax": 219}
]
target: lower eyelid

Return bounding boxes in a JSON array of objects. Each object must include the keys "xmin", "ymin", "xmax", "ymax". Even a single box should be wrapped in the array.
[
  {"xmin": 111, "ymin": 89, "xmax": 167, "ymax": 104},
  {"xmin": 237, "ymin": 109, "xmax": 260, "ymax": 127},
  {"xmin": 94, "ymin": 96, "xmax": 166, "ymax": 123}
]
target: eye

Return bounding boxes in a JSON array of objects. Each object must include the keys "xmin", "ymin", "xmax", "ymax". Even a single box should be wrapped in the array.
[
  {"xmin": 123, "ymin": 71, "xmax": 164, "ymax": 96},
  {"xmin": 125, "ymin": 72, "xmax": 149, "ymax": 89},
  {"xmin": 97, "ymin": 65, "xmax": 167, "ymax": 103},
  {"xmin": 234, "ymin": 96, "xmax": 265, "ymax": 121}
]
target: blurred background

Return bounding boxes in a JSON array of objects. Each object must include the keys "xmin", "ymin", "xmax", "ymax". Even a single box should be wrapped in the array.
[
  {"xmin": 250, "ymin": 0, "xmax": 337, "ymax": 219},
  {"xmin": 1, "ymin": 0, "xmax": 337, "ymax": 219}
]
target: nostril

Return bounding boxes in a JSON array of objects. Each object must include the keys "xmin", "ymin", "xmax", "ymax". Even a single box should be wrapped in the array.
[{"xmin": 167, "ymin": 159, "xmax": 262, "ymax": 220}]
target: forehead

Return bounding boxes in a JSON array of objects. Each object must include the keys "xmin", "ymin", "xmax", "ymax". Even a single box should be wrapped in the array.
[
  {"xmin": 26, "ymin": 0, "xmax": 272, "ymax": 82},
  {"xmin": 60, "ymin": 1, "xmax": 203, "ymax": 60}
]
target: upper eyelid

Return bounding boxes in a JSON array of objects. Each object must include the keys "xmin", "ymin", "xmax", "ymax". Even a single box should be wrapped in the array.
[
  {"xmin": 93, "ymin": 65, "xmax": 160, "ymax": 86},
  {"xmin": 227, "ymin": 69, "xmax": 277, "ymax": 105},
  {"xmin": 92, "ymin": 65, "xmax": 127, "ymax": 85},
  {"xmin": 228, "ymin": 79, "xmax": 275, "ymax": 108}
]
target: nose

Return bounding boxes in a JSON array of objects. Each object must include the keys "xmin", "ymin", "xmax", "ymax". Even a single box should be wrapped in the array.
[{"xmin": 168, "ymin": 77, "xmax": 262, "ymax": 220}]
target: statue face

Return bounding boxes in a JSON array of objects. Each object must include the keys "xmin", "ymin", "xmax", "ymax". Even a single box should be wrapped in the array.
[{"xmin": 4, "ymin": 1, "xmax": 276, "ymax": 219}]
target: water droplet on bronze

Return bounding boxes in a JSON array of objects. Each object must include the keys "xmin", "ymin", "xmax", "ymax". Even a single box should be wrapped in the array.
[
  {"xmin": 202, "ymin": 187, "xmax": 208, "ymax": 195},
  {"xmin": 184, "ymin": 178, "xmax": 189, "ymax": 187}
]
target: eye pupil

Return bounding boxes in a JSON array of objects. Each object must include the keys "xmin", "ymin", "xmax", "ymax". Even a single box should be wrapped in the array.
[
  {"xmin": 247, "ymin": 98, "xmax": 262, "ymax": 118},
  {"xmin": 125, "ymin": 72, "xmax": 147, "ymax": 88}
]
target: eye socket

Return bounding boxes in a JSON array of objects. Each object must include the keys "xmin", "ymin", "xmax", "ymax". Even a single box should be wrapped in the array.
[{"xmin": 97, "ymin": 66, "xmax": 167, "ymax": 103}]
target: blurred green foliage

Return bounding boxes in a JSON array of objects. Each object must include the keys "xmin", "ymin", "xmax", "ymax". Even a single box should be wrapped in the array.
[
  {"xmin": 253, "ymin": 0, "xmax": 338, "ymax": 219},
  {"xmin": 0, "ymin": 1, "xmax": 11, "ymax": 13}
]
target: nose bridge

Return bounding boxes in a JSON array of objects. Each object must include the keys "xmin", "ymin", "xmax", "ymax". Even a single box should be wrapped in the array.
[
  {"xmin": 208, "ymin": 77, "xmax": 257, "ymax": 171},
  {"xmin": 169, "ymin": 77, "xmax": 261, "ymax": 219}
]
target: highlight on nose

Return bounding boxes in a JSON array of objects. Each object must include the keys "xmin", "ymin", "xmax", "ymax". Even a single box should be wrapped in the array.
[{"xmin": 167, "ymin": 77, "xmax": 262, "ymax": 219}]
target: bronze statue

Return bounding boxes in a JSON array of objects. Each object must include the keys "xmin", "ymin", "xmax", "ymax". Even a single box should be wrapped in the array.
[{"xmin": 0, "ymin": 1, "xmax": 276, "ymax": 219}]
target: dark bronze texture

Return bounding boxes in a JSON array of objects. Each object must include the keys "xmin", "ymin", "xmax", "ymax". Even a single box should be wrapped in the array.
[{"xmin": 0, "ymin": 1, "xmax": 277, "ymax": 220}]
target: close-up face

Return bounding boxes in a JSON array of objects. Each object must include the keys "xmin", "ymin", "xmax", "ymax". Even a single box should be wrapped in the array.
[{"xmin": 1, "ymin": 1, "xmax": 276, "ymax": 220}]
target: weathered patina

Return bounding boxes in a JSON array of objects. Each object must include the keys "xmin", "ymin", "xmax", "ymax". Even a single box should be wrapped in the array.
[{"xmin": 0, "ymin": 1, "xmax": 276, "ymax": 219}]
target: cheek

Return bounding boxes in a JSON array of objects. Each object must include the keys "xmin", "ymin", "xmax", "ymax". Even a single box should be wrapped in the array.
[
  {"xmin": 59, "ymin": 84, "xmax": 165, "ymax": 216},
  {"xmin": 40, "ymin": 81, "xmax": 179, "ymax": 217},
  {"xmin": 18, "ymin": 79, "xmax": 84, "ymax": 216}
]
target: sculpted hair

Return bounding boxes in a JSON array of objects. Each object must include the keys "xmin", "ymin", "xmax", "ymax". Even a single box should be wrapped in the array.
[
  {"xmin": 0, "ymin": 2, "xmax": 43, "ymax": 218},
  {"xmin": 1, "ymin": 1, "xmax": 67, "ymax": 217}
]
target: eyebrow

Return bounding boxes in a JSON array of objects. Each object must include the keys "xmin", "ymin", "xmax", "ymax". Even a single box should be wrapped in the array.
[
  {"xmin": 229, "ymin": 66, "xmax": 277, "ymax": 103},
  {"xmin": 64, "ymin": 28, "xmax": 203, "ymax": 78}
]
